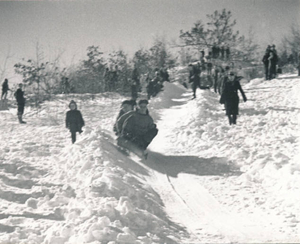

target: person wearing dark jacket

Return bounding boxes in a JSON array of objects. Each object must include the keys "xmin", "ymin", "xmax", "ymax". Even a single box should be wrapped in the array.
[
  {"xmin": 189, "ymin": 63, "xmax": 201, "ymax": 99},
  {"xmin": 220, "ymin": 72, "xmax": 247, "ymax": 125},
  {"xmin": 66, "ymin": 100, "xmax": 85, "ymax": 144},
  {"xmin": 262, "ymin": 51, "xmax": 270, "ymax": 80},
  {"xmin": 15, "ymin": 83, "xmax": 26, "ymax": 124},
  {"xmin": 1, "ymin": 79, "xmax": 10, "ymax": 100},
  {"xmin": 120, "ymin": 99, "xmax": 158, "ymax": 150},
  {"xmin": 268, "ymin": 51, "xmax": 278, "ymax": 80},
  {"xmin": 113, "ymin": 100, "xmax": 135, "ymax": 135}
]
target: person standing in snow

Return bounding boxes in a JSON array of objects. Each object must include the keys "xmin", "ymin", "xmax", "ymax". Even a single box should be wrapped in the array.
[
  {"xmin": 219, "ymin": 72, "xmax": 247, "ymax": 125},
  {"xmin": 66, "ymin": 100, "xmax": 85, "ymax": 144},
  {"xmin": 1, "ymin": 78, "xmax": 10, "ymax": 100},
  {"xmin": 189, "ymin": 63, "xmax": 201, "ymax": 99},
  {"xmin": 14, "ymin": 83, "xmax": 26, "ymax": 124},
  {"xmin": 268, "ymin": 51, "xmax": 278, "ymax": 80},
  {"xmin": 262, "ymin": 50, "xmax": 270, "ymax": 80},
  {"xmin": 120, "ymin": 99, "xmax": 158, "ymax": 150},
  {"xmin": 113, "ymin": 99, "xmax": 135, "ymax": 135},
  {"xmin": 298, "ymin": 51, "xmax": 300, "ymax": 76}
]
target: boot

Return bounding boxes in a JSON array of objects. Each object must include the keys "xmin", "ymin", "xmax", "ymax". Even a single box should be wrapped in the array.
[
  {"xmin": 18, "ymin": 115, "xmax": 26, "ymax": 124},
  {"xmin": 228, "ymin": 115, "xmax": 232, "ymax": 125},
  {"xmin": 232, "ymin": 115, "xmax": 237, "ymax": 125}
]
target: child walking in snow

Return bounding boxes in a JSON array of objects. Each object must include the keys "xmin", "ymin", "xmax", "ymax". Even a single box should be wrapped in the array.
[{"xmin": 66, "ymin": 100, "xmax": 85, "ymax": 144}]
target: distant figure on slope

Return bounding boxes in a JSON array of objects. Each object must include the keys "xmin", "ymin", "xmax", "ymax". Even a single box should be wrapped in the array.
[
  {"xmin": 268, "ymin": 51, "xmax": 278, "ymax": 80},
  {"xmin": 119, "ymin": 99, "xmax": 158, "ymax": 151},
  {"xmin": 113, "ymin": 99, "xmax": 135, "ymax": 135},
  {"xmin": 188, "ymin": 63, "xmax": 201, "ymax": 99},
  {"xmin": 66, "ymin": 100, "xmax": 85, "ymax": 144},
  {"xmin": 219, "ymin": 72, "xmax": 247, "ymax": 125},
  {"xmin": 298, "ymin": 51, "xmax": 300, "ymax": 76},
  {"xmin": 262, "ymin": 50, "xmax": 270, "ymax": 80},
  {"xmin": 14, "ymin": 83, "xmax": 26, "ymax": 124},
  {"xmin": 132, "ymin": 66, "xmax": 141, "ymax": 92},
  {"xmin": 1, "ymin": 78, "xmax": 10, "ymax": 100}
]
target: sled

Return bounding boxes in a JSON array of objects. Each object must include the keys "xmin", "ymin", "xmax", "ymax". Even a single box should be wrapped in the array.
[
  {"xmin": 116, "ymin": 137, "xmax": 148, "ymax": 160},
  {"xmin": 0, "ymin": 100, "xmax": 8, "ymax": 111}
]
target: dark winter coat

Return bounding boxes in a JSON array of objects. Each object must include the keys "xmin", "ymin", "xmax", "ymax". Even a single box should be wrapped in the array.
[
  {"xmin": 269, "ymin": 54, "xmax": 278, "ymax": 73},
  {"xmin": 2, "ymin": 81, "xmax": 9, "ymax": 93},
  {"xmin": 122, "ymin": 110, "xmax": 155, "ymax": 138},
  {"xmin": 220, "ymin": 77, "xmax": 247, "ymax": 116},
  {"xmin": 262, "ymin": 53, "xmax": 269, "ymax": 67},
  {"xmin": 121, "ymin": 110, "xmax": 157, "ymax": 149},
  {"xmin": 15, "ymin": 88, "xmax": 25, "ymax": 105},
  {"xmin": 116, "ymin": 110, "xmax": 135, "ymax": 134},
  {"xmin": 66, "ymin": 102, "xmax": 84, "ymax": 132}
]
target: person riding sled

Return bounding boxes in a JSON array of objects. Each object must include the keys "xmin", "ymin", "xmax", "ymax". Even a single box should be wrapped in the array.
[
  {"xmin": 119, "ymin": 99, "xmax": 158, "ymax": 152},
  {"xmin": 113, "ymin": 99, "xmax": 136, "ymax": 135}
]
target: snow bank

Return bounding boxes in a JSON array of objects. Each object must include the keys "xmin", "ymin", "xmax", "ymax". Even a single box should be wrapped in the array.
[{"xmin": 0, "ymin": 93, "xmax": 183, "ymax": 244}]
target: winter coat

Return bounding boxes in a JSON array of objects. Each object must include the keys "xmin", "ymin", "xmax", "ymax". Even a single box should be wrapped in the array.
[
  {"xmin": 262, "ymin": 53, "xmax": 269, "ymax": 67},
  {"xmin": 121, "ymin": 110, "xmax": 155, "ymax": 139},
  {"xmin": 2, "ymin": 81, "xmax": 9, "ymax": 92},
  {"xmin": 66, "ymin": 102, "xmax": 84, "ymax": 132},
  {"xmin": 113, "ymin": 109, "xmax": 126, "ymax": 134},
  {"xmin": 15, "ymin": 88, "xmax": 25, "ymax": 105},
  {"xmin": 189, "ymin": 65, "xmax": 201, "ymax": 84},
  {"xmin": 220, "ymin": 77, "xmax": 247, "ymax": 115},
  {"xmin": 116, "ymin": 110, "xmax": 135, "ymax": 135}
]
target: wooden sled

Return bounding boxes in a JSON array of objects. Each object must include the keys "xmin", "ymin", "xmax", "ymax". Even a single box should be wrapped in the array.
[{"xmin": 117, "ymin": 137, "xmax": 148, "ymax": 159}]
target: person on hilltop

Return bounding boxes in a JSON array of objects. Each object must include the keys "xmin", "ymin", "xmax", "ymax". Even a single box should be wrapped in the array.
[
  {"xmin": 14, "ymin": 83, "xmax": 26, "ymax": 124},
  {"xmin": 1, "ymin": 78, "xmax": 10, "ymax": 100},
  {"xmin": 66, "ymin": 100, "xmax": 85, "ymax": 144},
  {"xmin": 298, "ymin": 51, "xmax": 300, "ymax": 76},
  {"xmin": 268, "ymin": 50, "xmax": 278, "ymax": 80},
  {"xmin": 219, "ymin": 71, "xmax": 247, "ymax": 125},
  {"xmin": 119, "ymin": 99, "xmax": 158, "ymax": 151},
  {"xmin": 262, "ymin": 50, "xmax": 270, "ymax": 80},
  {"xmin": 113, "ymin": 99, "xmax": 136, "ymax": 135}
]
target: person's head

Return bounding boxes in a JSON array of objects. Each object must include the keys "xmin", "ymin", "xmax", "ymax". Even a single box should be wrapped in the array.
[
  {"xmin": 228, "ymin": 71, "xmax": 235, "ymax": 81},
  {"xmin": 138, "ymin": 99, "xmax": 149, "ymax": 113},
  {"xmin": 18, "ymin": 83, "xmax": 23, "ymax": 89},
  {"xmin": 121, "ymin": 100, "xmax": 133, "ymax": 113},
  {"xmin": 69, "ymin": 100, "xmax": 77, "ymax": 110},
  {"xmin": 4, "ymin": 78, "xmax": 8, "ymax": 83},
  {"xmin": 225, "ymin": 66, "xmax": 230, "ymax": 71}
]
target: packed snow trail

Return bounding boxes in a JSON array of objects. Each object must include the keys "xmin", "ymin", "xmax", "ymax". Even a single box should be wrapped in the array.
[{"xmin": 146, "ymin": 75, "xmax": 300, "ymax": 243}]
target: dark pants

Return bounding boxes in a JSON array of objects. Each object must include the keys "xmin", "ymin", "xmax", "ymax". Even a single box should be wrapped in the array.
[
  {"xmin": 17, "ymin": 104, "xmax": 25, "ymax": 115},
  {"xmin": 264, "ymin": 66, "xmax": 269, "ymax": 80},
  {"xmin": 228, "ymin": 115, "xmax": 237, "ymax": 125},
  {"xmin": 1, "ymin": 91, "xmax": 8, "ymax": 100},
  {"xmin": 71, "ymin": 131, "xmax": 76, "ymax": 144},
  {"xmin": 192, "ymin": 77, "xmax": 201, "ymax": 98}
]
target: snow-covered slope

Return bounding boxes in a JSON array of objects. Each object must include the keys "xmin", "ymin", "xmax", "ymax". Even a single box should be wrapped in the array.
[{"xmin": 0, "ymin": 74, "xmax": 300, "ymax": 243}]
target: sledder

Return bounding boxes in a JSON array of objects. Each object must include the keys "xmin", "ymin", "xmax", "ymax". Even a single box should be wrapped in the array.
[{"xmin": 117, "ymin": 99, "xmax": 158, "ymax": 159}]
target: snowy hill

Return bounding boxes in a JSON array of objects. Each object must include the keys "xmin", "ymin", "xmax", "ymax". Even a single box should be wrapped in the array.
[{"xmin": 0, "ymin": 74, "xmax": 300, "ymax": 243}]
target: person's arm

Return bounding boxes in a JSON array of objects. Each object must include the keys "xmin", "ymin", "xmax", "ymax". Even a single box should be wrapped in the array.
[
  {"xmin": 121, "ymin": 114, "xmax": 135, "ymax": 138},
  {"xmin": 66, "ymin": 112, "xmax": 70, "ymax": 128},
  {"xmin": 79, "ymin": 111, "xmax": 85, "ymax": 127},
  {"xmin": 237, "ymin": 81, "xmax": 247, "ymax": 102}
]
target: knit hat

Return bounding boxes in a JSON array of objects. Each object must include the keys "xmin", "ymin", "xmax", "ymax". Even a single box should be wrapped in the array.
[
  {"xmin": 69, "ymin": 100, "xmax": 77, "ymax": 109},
  {"xmin": 138, "ymin": 99, "xmax": 149, "ymax": 105}
]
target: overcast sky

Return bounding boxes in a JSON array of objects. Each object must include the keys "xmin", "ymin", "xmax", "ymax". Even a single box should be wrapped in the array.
[{"xmin": 0, "ymin": 0, "xmax": 299, "ymax": 82}]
